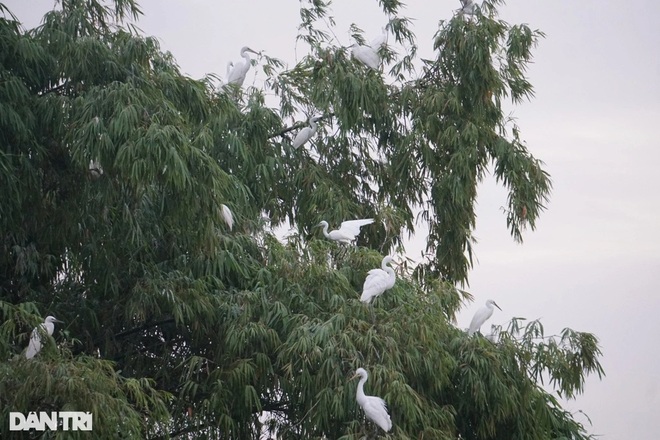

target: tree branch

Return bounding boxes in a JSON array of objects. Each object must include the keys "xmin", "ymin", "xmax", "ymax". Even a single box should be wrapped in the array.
[
  {"xmin": 147, "ymin": 422, "xmax": 210, "ymax": 440},
  {"xmin": 115, "ymin": 318, "xmax": 175, "ymax": 339},
  {"xmin": 267, "ymin": 112, "xmax": 335, "ymax": 139}
]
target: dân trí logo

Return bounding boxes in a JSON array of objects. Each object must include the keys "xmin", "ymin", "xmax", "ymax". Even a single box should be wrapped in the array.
[{"xmin": 9, "ymin": 411, "xmax": 92, "ymax": 431}]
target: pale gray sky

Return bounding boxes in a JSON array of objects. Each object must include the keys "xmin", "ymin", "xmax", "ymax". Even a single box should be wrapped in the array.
[{"xmin": 7, "ymin": 0, "xmax": 660, "ymax": 437}]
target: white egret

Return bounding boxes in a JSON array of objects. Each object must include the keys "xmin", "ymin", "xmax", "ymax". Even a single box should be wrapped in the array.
[
  {"xmin": 351, "ymin": 28, "xmax": 389, "ymax": 70},
  {"xmin": 226, "ymin": 46, "xmax": 258, "ymax": 87},
  {"xmin": 220, "ymin": 204, "xmax": 234, "ymax": 230},
  {"xmin": 351, "ymin": 43, "xmax": 380, "ymax": 70},
  {"xmin": 369, "ymin": 27, "xmax": 388, "ymax": 52},
  {"xmin": 352, "ymin": 368, "xmax": 392, "ymax": 432},
  {"xmin": 25, "ymin": 316, "xmax": 63, "ymax": 359},
  {"xmin": 459, "ymin": 0, "xmax": 477, "ymax": 16},
  {"xmin": 468, "ymin": 299, "xmax": 501, "ymax": 336},
  {"xmin": 292, "ymin": 116, "xmax": 321, "ymax": 149},
  {"xmin": 360, "ymin": 256, "xmax": 396, "ymax": 304},
  {"xmin": 318, "ymin": 218, "xmax": 374, "ymax": 244}
]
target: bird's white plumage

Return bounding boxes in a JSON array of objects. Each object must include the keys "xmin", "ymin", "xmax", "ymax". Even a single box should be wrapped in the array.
[
  {"xmin": 25, "ymin": 316, "xmax": 61, "ymax": 359},
  {"xmin": 220, "ymin": 204, "xmax": 234, "ymax": 230},
  {"xmin": 369, "ymin": 28, "xmax": 388, "ymax": 51},
  {"xmin": 353, "ymin": 367, "xmax": 392, "ymax": 432},
  {"xmin": 468, "ymin": 299, "xmax": 501, "ymax": 336},
  {"xmin": 226, "ymin": 47, "xmax": 257, "ymax": 87},
  {"xmin": 351, "ymin": 28, "xmax": 388, "ymax": 70},
  {"xmin": 351, "ymin": 44, "xmax": 380, "ymax": 70},
  {"xmin": 292, "ymin": 116, "xmax": 321, "ymax": 149},
  {"xmin": 360, "ymin": 256, "xmax": 396, "ymax": 303},
  {"xmin": 319, "ymin": 218, "xmax": 374, "ymax": 244}
]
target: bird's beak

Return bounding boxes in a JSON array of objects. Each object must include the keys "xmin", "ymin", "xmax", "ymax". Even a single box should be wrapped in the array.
[
  {"xmin": 494, "ymin": 302, "xmax": 502, "ymax": 311},
  {"xmin": 55, "ymin": 319, "xmax": 64, "ymax": 323},
  {"xmin": 350, "ymin": 373, "xmax": 359, "ymax": 380}
]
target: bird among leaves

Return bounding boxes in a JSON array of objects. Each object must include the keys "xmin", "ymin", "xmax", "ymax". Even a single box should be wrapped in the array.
[
  {"xmin": 360, "ymin": 256, "xmax": 396, "ymax": 304},
  {"xmin": 292, "ymin": 116, "xmax": 322, "ymax": 149},
  {"xmin": 25, "ymin": 316, "xmax": 63, "ymax": 359},
  {"xmin": 352, "ymin": 367, "xmax": 392, "ymax": 432}
]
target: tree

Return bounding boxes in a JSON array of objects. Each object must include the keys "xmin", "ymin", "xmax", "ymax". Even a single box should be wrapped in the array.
[{"xmin": 0, "ymin": 0, "xmax": 603, "ymax": 438}]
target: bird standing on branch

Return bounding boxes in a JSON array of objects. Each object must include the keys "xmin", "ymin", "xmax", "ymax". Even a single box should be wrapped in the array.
[
  {"xmin": 25, "ymin": 316, "xmax": 63, "ymax": 359},
  {"xmin": 352, "ymin": 367, "xmax": 392, "ymax": 432},
  {"xmin": 351, "ymin": 27, "xmax": 388, "ymax": 70},
  {"xmin": 468, "ymin": 299, "xmax": 502, "ymax": 336},
  {"xmin": 360, "ymin": 256, "xmax": 396, "ymax": 304},
  {"xmin": 226, "ymin": 46, "xmax": 259, "ymax": 87},
  {"xmin": 292, "ymin": 116, "xmax": 321, "ymax": 149}
]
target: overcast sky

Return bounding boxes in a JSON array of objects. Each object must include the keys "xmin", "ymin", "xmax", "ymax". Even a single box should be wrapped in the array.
[{"xmin": 6, "ymin": 0, "xmax": 660, "ymax": 437}]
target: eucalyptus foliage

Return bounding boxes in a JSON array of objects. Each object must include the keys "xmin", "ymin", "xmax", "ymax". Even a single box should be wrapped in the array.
[{"xmin": 0, "ymin": 0, "xmax": 602, "ymax": 439}]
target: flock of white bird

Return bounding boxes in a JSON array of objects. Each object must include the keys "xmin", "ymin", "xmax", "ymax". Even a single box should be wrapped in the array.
[
  {"xmin": 34, "ymin": 1, "xmax": 490, "ymax": 434},
  {"xmin": 25, "ymin": 213, "xmax": 499, "ymax": 433},
  {"xmin": 315, "ymin": 215, "xmax": 500, "ymax": 432}
]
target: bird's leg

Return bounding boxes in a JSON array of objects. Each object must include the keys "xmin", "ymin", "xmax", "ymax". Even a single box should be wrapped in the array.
[
  {"xmin": 337, "ymin": 243, "xmax": 348, "ymax": 262},
  {"xmin": 329, "ymin": 247, "xmax": 341, "ymax": 269},
  {"xmin": 369, "ymin": 423, "xmax": 378, "ymax": 439}
]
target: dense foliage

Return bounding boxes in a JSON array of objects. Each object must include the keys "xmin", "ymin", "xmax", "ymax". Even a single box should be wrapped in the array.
[{"xmin": 0, "ymin": 0, "xmax": 603, "ymax": 438}]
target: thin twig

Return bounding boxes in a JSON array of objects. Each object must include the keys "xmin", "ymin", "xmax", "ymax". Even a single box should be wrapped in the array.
[
  {"xmin": 267, "ymin": 112, "xmax": 335, "ymax": 139},
  {"xmin": 114, "ymin": 318, "xmax": 175, "ymax": 339}
]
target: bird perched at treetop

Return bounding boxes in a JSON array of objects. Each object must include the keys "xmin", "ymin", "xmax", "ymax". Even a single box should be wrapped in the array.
[
  {"xmin": 468, "ymin": 299, "xmax": 501, "ymax": 336},
  {"xmin": 360, "ymin": 256, "xmax": 396, "ymax": 304},
  {"xmin": 226, "ymin": 46, "xmax": 259, "ymax": 87},
  {"xmin": 318, "ymin": 218, "xmax": 374, "ymax": 244}
]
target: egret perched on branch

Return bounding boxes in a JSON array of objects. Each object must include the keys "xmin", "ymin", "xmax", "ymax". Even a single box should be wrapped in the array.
[
  {"xmin": 360, "ymin": 256, "xmax": 396, "ymax": 304},
  {"xmin": 351, "ymin": 28, "xmax": 389, "ymax": 70},
  {"xmin": 351, "ymin": 43, "xmax": 380, "ymax": 70},
  {"xmin": 369, "ymin": 27, "xmax": 388, "ymax": 52},
  {"xmin": 25, "ymin": 316, "xmax": 63, "ymax": 359},
  {"xmin": 468, "ymin": 299, "xmax": 501, "ymax": 336},
  {"xmin": 226, "ymin": 46, "xmax": 258, "ymax": 86},
  {"xmin": 352, "ymin": 368, "xmax": 392, "ymax": 432},
  {"xmin": 459, "ymin": 0, "xmax": 477, "ymax": 16},
  {"xmin": 292, "ymin": 116, "xmax": 321, "ymax": 149},
  {"xmin": 318, "ymin": 218, "xmax": 374, "ymax": 244},
  {"xmin": 220, "ymin": 204, "xmax": 234, "ymax": 230}
]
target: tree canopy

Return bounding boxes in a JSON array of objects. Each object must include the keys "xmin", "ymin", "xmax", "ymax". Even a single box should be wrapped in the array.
[{"xmin": 0, "ymin": 0, "xmax": 603, "ymax": 438}]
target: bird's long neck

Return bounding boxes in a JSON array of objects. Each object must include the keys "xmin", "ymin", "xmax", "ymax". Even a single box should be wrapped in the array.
[
  {"xmin": 382, "ymin": 261, "xmax": 395, "ymax": 281},
  {"xmin": 44, "ymin": 322, "xmax": 55, "ymax": 336},
  {"xmin": 242, "ymin": 51, "xmax": 251, "ymax": 62},
  {"xmin": 321, "ymin": 223, "xmax": 330, "ymax": 238},
  {"xmin": 356, "ymin": 376, "xmax": 367, "ymax": 403},
  {"xmin": 309, "ymin": 119, "xmax": 318, "ymax": 134}
]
